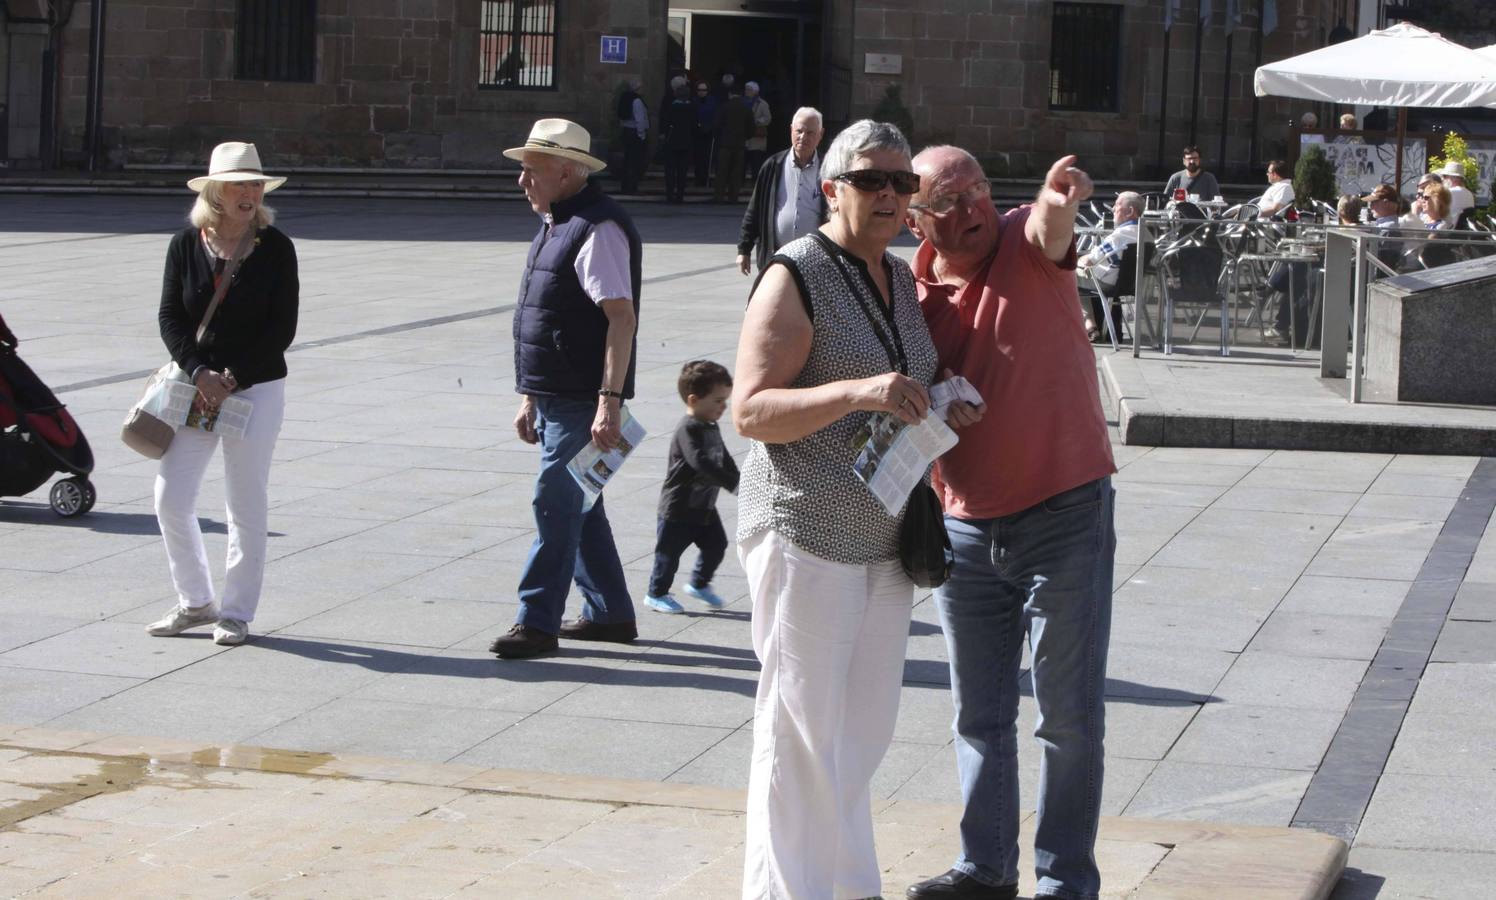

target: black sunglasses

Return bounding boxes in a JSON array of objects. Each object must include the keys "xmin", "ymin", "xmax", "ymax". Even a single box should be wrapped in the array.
[{"xmin": 834, "ymin": 169, "xmax": 921, "ymax": 195}]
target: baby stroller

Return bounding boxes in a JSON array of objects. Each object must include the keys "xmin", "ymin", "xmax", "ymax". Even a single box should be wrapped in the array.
[{"xmin": 0, "ymin": 312, "xmax": 97, "ymax": 516}]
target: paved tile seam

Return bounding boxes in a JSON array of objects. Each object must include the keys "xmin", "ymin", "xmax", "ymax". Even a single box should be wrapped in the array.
[{"xmin": 1291, "ymin": 457, "xmax": 1496, "ymax": 841}]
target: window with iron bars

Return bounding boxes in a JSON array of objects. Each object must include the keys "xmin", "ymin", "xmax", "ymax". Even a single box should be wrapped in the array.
[
  {"xmin": 236, "ymin": 0, "xmax": 317, "ymax": 82},
  {"xmin": 1049, "ymin": 3, "xmax": 1122, "ymax": 112},
  {"xmin": 480, "ymin": 0, "xmax": 558, "ymax": 90}
]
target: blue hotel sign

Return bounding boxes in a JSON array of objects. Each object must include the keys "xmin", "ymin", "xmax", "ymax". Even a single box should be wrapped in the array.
[{"xmin": 600, "ymin": 35, "xmax": 628, "ymax": 64}]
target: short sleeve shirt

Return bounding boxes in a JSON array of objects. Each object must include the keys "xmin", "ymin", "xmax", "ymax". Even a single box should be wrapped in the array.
[
  {"xmin": 914, "ymin": 206, "xmax": 1115, "ymax": 519},
  {"xmin": 572, "ymin": 220, "xmax": 633, "ymax": 303}
]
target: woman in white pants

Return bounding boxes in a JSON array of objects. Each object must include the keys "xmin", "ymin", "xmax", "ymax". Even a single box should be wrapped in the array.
[
  {"xmin": 731, "ymin": 120, "xmax": 939, "ymax": 899},
  {"xmin": 145, "ymin": 142, "xmax": 298, "ymax": 646}
]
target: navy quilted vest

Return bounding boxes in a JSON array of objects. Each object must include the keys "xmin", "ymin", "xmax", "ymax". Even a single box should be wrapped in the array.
[{"xmin": 512, "ymin": 181, "xmax": 642, "ymax": 399}]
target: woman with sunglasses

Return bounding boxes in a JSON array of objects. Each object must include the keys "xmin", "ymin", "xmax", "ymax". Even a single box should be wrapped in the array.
[{"xmin": 732, "ymin": 119, "xmax": 939, "ymax": 899}]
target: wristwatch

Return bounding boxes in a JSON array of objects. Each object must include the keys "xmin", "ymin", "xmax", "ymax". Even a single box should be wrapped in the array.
[{"xmin": 598, "ymin": 388, "xmax": 624, "ymax": 400}]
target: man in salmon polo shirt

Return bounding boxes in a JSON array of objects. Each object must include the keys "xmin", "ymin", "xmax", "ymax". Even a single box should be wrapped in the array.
[{"xmin": 902, "ymin": 147, "xmax": 1116, "ymax": 900}]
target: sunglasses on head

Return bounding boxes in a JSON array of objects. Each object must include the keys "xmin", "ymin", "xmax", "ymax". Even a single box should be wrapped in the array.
[{"xmin": 834, "ymin": 169, "xmax": 921, "ymax": 195}]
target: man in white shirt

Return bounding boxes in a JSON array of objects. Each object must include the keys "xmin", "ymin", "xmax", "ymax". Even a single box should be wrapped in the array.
[
  {"xmin": 736, "ymin": 107, "xmax": 827, "ymax": 273},
  {"xmin": 1077, "ymin": 192, "xmax": 1142, "ymax": 341},
  {"xmin": 495, "ymin": 118, "xmax": 642, "ymax": 659},
  {"xmin": 1256, "ymin": 160, "xmax": 1295, "ymax": 218},
  {"xmin": 1437, "ymin": 161, "xmax": 1475, "ymax": 225}
]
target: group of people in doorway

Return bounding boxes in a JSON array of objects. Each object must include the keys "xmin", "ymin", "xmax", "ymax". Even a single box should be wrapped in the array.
[
  {"xmin": 146, "ymin": 117, "xmax": 1116, "ymax": 900},
  {"xmin": 616, "ymin": 73, "xmax": 774, "ymax": 203}
]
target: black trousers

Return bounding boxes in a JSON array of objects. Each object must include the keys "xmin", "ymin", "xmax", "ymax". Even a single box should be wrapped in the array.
[
  {"xmin": 647, "ymin": 512, "xmax": 728, "ymax": 597},
  {"xmin": 620, "ymin": 131, "xmax": 645, "ymax": 193},
  {"xmin": 664, "ymin": 148, "xmax": 691, "ymax": 202}
]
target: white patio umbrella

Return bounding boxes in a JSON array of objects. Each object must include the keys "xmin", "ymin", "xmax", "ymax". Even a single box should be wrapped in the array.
[{"xmin": 1254, "ymin": 23, "xmax": 1496, "ymax": 189}]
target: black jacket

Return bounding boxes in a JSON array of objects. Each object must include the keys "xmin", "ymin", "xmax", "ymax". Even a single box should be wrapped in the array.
[
  {"xmin": 738, "ymin": 149, "xmax": 828, "ymax": 272},
  {"xmin": 158, "ymin": 225, "xmax": 299, "ymax": 390},
  {"xmin": 658, "ymin": 416, "xmax": 739, "ymax": 523}
]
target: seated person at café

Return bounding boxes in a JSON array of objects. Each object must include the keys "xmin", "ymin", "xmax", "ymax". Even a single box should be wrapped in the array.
[
  {"xmin": 1256, "ymin": 160, "xmax": 1295, "ymax": 218},
  {"xmin": 1364, "ymin": 183, "xmax": 1408, "ymax": 273},
  {"xmin": 1436, "ymin": 161, "xmax": 1475, "ymax": 225},
  {"xmin": 1419, "ymin": 183, "xmax": 1453, "ymax": 231},
  {"xmin": 1077, "ymin": 191, "xmax": 1142, "ymax": 342},
  {"xmin": 1164, "ymin": 146, "xmax": 1220, "ymax": 201},
  {"xmin": 1336, "ymin": 194, "xmax": 1363, "ymax": 225}
]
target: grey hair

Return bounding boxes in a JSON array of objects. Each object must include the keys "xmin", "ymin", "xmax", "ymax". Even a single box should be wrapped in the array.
[
  {"xmin": 1115, "ymin": 191, "xmax": 1143, "ymax": 218},
  {"xmin": 561, "ymin": 159, "xmax": 592, "ymax": 181},
  {"xmin": 189, "ymin": 179, "xmax": 276, "ymax": 230},
  {"xmin": 821, "ymin": 119, "xmax": 912, "ymax": 183},
  {"xmin": 792, "ymin": 107, "xmax": 823, "ymax": 128}
]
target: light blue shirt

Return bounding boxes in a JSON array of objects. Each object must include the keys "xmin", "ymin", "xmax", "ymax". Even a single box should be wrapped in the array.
[{"xmin": 774, "ymin": 151, "xmax": 821, "ymax": 249}]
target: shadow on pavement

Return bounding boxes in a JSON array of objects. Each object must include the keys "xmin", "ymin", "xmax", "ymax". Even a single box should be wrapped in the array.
[{"xmin": 0, "ymin": 502, "xmax": 233, "ymax": 536}]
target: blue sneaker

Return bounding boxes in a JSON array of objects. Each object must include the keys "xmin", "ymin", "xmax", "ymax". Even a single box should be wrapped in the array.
[
  {"xmin": 684, "ymin": 584, "xmax": 726, "ymax": 608},
  {"xmin": 644, "ymin": 594, "xmax": 685, "ymax": 614}
]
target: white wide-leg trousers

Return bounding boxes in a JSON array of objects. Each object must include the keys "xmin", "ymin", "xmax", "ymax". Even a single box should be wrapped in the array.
[
  {"xmin": 739, "ymin": 530, "xmax": 914, "ymax": 900},
  {"xmin": 154, "ymin": 378, "xmax": 285, "ymax": 622}
]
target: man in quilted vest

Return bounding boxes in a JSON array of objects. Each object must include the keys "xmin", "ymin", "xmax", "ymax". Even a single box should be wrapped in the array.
[{"xmin": 491, "ymin": 118, "xmax": 643, "ymax": 660}]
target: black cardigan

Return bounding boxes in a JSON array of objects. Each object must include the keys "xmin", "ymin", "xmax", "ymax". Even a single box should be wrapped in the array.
[
  {"xmin": 158, "ymin": 225, "xmax": 299, "ymax": 390},
  {"xmin": 737, "ymin": 149, "xmax": 828, "ymax": 272}
]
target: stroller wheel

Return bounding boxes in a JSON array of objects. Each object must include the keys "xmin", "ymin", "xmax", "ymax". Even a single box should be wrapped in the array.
[{"xmin": 50, "ymin": 476, "xmax": 94, "ymax": 517}]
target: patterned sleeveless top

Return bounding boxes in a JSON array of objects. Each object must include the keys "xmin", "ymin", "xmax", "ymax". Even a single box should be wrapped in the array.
[{"xmin": 736, "ymin": 232, "xmax": 939, "ymax": 564}]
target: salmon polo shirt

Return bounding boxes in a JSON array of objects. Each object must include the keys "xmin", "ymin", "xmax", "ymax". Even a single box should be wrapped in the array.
[{"xmin": 913, "ymin": 205, "xmax": 1116, "ymax": 520}]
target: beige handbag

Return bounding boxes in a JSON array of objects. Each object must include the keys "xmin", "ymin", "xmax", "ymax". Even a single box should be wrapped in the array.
[{"xmin": 122, "ymin": 231, "xmax": 254, "ymax": 459}]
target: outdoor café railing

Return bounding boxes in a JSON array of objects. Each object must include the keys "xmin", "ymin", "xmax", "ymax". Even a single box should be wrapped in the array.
[
  {"xmin": 1321, "ymin": 226, "xmax": 1496, "ymax": 403},
  {"xmin": 1131, "ymin": 209, "xmax": 1496, "ymax": 377}
]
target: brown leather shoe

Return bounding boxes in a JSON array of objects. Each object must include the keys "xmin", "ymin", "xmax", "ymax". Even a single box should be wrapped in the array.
[
  {"xmin": 557, "ymin": 617, "xmax": 638, "ymax": 643},
  {"xmin": 906, "ymin": 869, "xmax": 1018, "ymax": 899},
  {"xmin": 489, "ymin": 624, "xmax": 558, "ymax": 659}
]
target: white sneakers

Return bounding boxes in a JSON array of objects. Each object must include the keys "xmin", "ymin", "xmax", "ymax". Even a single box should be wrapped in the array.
[
  {"xmin": 144, "ymin": 604, "xmax": 248, "ymax": 645},
  {"xmin": 212, "ymin": 618, "xmax": 248, "ymax": 645},
  {"xmin": 145, "ymin": 604, "xmax": 219, "ymax": 636}
]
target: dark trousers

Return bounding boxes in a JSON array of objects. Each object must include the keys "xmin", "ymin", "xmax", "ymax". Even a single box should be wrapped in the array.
[
  {"xmin": 620, "ymin": 131, "xmax": 645, "ymax": 194},
  {"xmin": 714, "ymin": 145, "xmax": 745, "ymax": 203},
  {"xmin": 1269, "ymin": 261, "xmax": 1312, "ymax": 341},
  {"xmin": 693, "ymin": 134, "xmax": 713, "ymax": 186},
  {"xmin": 647, "ymin": 512, "xmax": 728, "ymax": 597},
  {"xmin": 665, "ymin": 148, "xmax": 691, "ymax": 203},
  {"xmin": 1081, "ymin": 289, "xmax": 1126, "ymax": 342}
]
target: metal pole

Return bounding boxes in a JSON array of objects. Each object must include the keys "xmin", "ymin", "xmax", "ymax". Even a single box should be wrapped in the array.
[
  {"xmin": 1394, "ymin": 106, "xmax": 1407, "ymax": 196},
  {"xmin": 1157, "ymin": 26, "xmax": 1173, "ymax": 174},
  {"xmin": 1248, "ymin": 0, "xmax": 1265, "ymax": 171},
  {"xmin": 1218, "ymin": 29, "xmax": 1234, "ymax": 174},
  {"xmin": 84, "ymin": 0, "xmax": 107, "ymax": 172},
  {"xmin": 1189, "ymin": 0, "xmax": 1205, "ymax": 144}
]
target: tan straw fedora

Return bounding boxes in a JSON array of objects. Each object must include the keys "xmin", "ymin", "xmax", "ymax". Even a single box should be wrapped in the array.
[
  {"xmin": 187, "ymin": 142, "xmax": 287, "ymax": 193},
  {"xmin": 503, "ymin": 118, "xmax": 607, "ymax": 172}
]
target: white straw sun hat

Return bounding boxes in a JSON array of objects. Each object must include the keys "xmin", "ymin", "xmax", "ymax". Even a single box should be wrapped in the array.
[
  {"xmin": 503, "ymin": 118, "xmax": 607, "ymax": 173},
  {"xmin": 186, "ymin": 142, "xmax": 287, "ymax": 193},
  {"xmin": 1436, "ymin": 160, "xmax": 1468, "ymax": 179}
]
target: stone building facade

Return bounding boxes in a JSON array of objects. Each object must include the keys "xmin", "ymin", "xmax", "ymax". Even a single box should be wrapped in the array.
[{"xmin": 4, "ymin": 0, "xmax": 1344, "ymax": 179}]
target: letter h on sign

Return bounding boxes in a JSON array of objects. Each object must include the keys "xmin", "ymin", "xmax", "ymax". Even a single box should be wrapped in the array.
[{"xmin": 600, "ymin": 35, "xmax": 628, "ymax": 64}]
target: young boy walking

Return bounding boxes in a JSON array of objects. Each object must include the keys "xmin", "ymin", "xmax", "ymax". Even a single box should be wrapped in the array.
[{"xmin": 645, "ymin": 360, "xmax": 739, "ymax": 613}]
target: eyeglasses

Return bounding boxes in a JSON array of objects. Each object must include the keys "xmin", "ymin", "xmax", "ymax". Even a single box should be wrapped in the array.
[
  {"xmin": 909, "ymin": 179, "xmax": 991, "ymax": 216},
  {"xmin": 833, "ymin": 169, "xmax": 921, "ymax": 195}
]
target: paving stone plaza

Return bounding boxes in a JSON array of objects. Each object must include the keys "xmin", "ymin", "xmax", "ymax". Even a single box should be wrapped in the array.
[{"xmin": 1, "ymin": 194, "xmax": 1493, "ymax": 897}]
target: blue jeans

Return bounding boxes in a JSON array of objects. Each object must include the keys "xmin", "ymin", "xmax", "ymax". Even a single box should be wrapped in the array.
[
  {"xmin": 647, "ymin": 512, "xmax": 727, "ymax": 597},
  {"xmin": 514, "ymin": 397, "xmax": 635, "ymax": 634},
  {"xmin": 934, "ymin": 477, "xmax": 1115, "ymax": 900}
]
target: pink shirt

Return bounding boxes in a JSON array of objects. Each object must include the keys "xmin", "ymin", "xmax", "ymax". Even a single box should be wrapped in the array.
[{"xmin": 914, "ymin": 205, "xmax": 1115, "ymax": 519}]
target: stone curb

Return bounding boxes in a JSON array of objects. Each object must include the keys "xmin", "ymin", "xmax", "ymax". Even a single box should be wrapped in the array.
[
  {"xmin": 1102, "ymin": 352, "xmax": 1496, "ymax": 454},
  {"xmin": 1, "ymin": 724, "xmax": 1346, "ymax": 899}
]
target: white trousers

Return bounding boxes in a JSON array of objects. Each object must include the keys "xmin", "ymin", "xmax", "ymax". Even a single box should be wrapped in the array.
[
  {"xmin": 739, "ymin": 530, "xmax": 914, "ymax": 900},
  {"xmin": 154, "ymin": 378, "xmax": 285, "ymax": 622}
]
